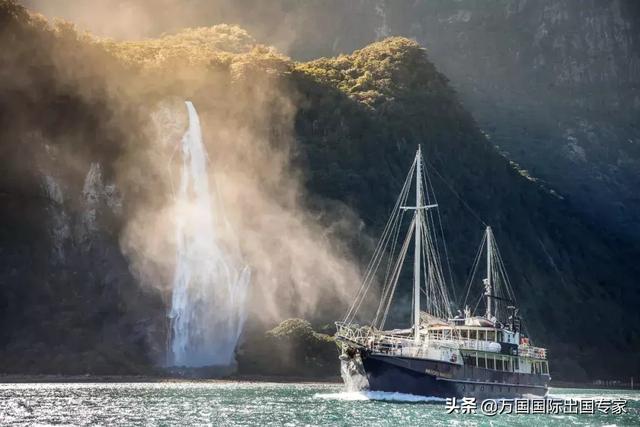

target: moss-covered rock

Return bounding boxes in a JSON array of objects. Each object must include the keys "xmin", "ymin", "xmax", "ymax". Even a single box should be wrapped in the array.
[{"xmin": 236, "ymin": 319, "xmax": 338, "ymax": 378}]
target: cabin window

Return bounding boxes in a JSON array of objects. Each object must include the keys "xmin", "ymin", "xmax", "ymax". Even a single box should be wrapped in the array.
[
  {"xmin": 542, "ymin": 362, "xmax": 548, "ymax": 374},
  {"xmin": 514, "ymin": 358, "xmax": 519, "ymax": 371},
  {"xmin": 487, "ymin": 330, "xmax": 495, "ymax": 341},
  {"xmin": 497, "ymin": 331, "xmax": 503, "ymax": 342},
  {"xmin": 478, "ymin": 356, "xmax": 486, "ymax": 368},
  {"xmin": 504, "ymin": 358, "xmax": 511, "ymax": 372},
  {"xmin": 463, "ymin": 354, "xmax": 476, "ymax": 367},
  {"xmin": 470, "ymin": 330, "xmax": 477, "ymax": 340},
  {"xmin": 461, "ymin": 330, "xmax": 468, "ymax": 339},
  {"xmin": 496, "ymin": 358, "xmax": 503, "ymax": 371},
  {"xmin": 487, "ymin": 356, "xmax": 495, "ymax": 370},
  {"xmin": 479, "ymin": 330, "xmax": 486, "ymax": 341}
]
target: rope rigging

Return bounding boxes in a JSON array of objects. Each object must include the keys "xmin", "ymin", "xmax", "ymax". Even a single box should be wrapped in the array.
[
  {"xmin": 344, "ymin": 148, "xmax": 457, "ymax": 328},
  {"xmin": 339, "ymin": 145, "xmax": 540, "ymax": 347}
]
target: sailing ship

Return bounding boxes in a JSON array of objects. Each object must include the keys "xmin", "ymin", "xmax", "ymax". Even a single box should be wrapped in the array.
[{"xmin": 335, "ymin": 146, "xmax": 550, "ymax": 399}]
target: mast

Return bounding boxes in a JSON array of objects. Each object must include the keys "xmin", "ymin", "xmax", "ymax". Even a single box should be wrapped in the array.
[
  {"xmin": 485, "ymin": 226, "xmax": 492, "ymax": 319},
  {"xmin": 414, "ymin": 146, "xmax": 423, "ymax": 342}
]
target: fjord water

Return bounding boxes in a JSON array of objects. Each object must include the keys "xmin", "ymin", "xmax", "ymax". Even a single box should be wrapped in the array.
[
  {"xmin": 169, "ymin": 101, "xmax": 250, "ymax": 367},
  {"xmin": 1, "ymin": 383, "xmax": 638, "ymax": 426}
]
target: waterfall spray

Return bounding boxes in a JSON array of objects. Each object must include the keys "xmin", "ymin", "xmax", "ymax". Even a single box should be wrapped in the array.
[{"xmin": 169, "ymin": 101, "xmax": 250, "ymax": 367}]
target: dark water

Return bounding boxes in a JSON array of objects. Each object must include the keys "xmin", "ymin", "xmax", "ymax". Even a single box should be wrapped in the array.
[{"xmin": 1, "ymin": 382, "xmax": 638, "ymax": 426}]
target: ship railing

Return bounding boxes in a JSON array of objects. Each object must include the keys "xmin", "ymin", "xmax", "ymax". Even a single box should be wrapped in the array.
[
  {"xmin": 432, "ymin": 338, "xmax": 548, "ymax": 359},
  {"xmin": 335, "ymin": 322, "xmax": 372, "ymax": 346},
  {"xmin": 426, "ymin": 338, "xmax": 496, "ymax": 353},
  {"xmin": 368, "ymin": 335, "xmax": 416, "ymax": 357},
  {"xmin": 518, "ymin": 345, "xmax": 547, "ymax": 359},
  {"xmin": 335, "ymin": 322, "xmax": 418, "ymax": 355},
  {"xmin": 457, "ymin": 339, "xmax": 498, "ymax": 352}
]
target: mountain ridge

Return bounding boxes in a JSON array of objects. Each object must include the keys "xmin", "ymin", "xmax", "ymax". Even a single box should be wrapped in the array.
[{"xmin": 0, "ymin": 0, "xmax": 638, "ymax": 381}]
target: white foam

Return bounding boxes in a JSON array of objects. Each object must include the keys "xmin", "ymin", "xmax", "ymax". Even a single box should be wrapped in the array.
[
  {"xmin": 314, "ymin": 390, "xmax": 446, "ymax": 403},
  {"xmin": 547, "ymin": 392, "xmax": 640, "ymax": 402}
]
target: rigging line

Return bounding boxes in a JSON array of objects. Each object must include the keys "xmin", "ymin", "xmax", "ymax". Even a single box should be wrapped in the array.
[
  {"xmin": 373, "ymin": 224, "xmax": 408, "ymax": 327},
  {"xmin": 364, "ymin": 160, "xmax": 414, "ymax": 276},
  {"xmin": 462, "ymin": 233, "xmax": 486, "ymax": 308},
  {"xmin": 375, "ymin": 200, "xmax": 404, "ymax": 303},
  {"xmin": 472, "ymin": 291, "xmax": 484, "ymax": 316},
  {"xmin": 374, "ymin": 213, "xmax": 415, "ymax": 324},
  {"xmin": 422, "ymin": 157, "xmax": 488, "ymax": 228},
  {"xmin": 356, "ymin": 172, "xmax": 408, "ymax": 319},
  {"xmin": 537, "ymin": 236, "xmax": 570, "ymax": 291},
  {"xmin": 422, "ymin": 211, "xmax": 443, "ymax": 318},
  {"xmin": 421, "ymin": 152, "xmax": 457, "ymax": 304},
  {"xmin": 382, "ymin": 179, "xmax": 412, "ymax": 287},
  {"xmin": 344, "ymin": 160, "xmax": 415, "ymax": 322},
  {"xmin": 420, "ymin": 215, "xmax": 452, "ymax": 319},
  {"xmin": 358, "ymin": 169, "xmax": 409, "ymax": 288},
  {"xmin": 422, "ymin": 222, "xmax": 440, "ymax": 317},
  {"xmin": 493, "ymin": 235, "xmax": 517, "ymax": 304},
  {"xmin": 361, "ymin": 157, "xmax": 414, "ymax": 279},
  {"xmin": 380, "ymin": 216, "xmax": 415, "ymax": 328},
  {"xmin": 423, "ymin": 238, "xmax": 443, "ymax": 319},
  {"xmin": 380, "ymin": 215, "xmax": 402, "ymax": 296}
]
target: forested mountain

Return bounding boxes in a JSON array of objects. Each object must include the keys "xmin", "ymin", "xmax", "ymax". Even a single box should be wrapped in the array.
[
  {"xmin": 1, "ymin": 1, "xmax": 638, "ymax": 382},
  {"xmin": 38, "ymin": 0, "xmax": 636, "ymax": 244},
  {"xmin": 192, "ymin": 0, "xmax": 640, "ymax": 245}
]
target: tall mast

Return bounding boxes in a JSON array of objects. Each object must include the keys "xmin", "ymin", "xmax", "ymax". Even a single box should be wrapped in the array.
[
  {"xmin": 413, "ymin": 146, "xmax": 423, "ymax": 342},
  {"xmin": 485, "ymin": 226, "xmax": 493, "ymax": 319}
]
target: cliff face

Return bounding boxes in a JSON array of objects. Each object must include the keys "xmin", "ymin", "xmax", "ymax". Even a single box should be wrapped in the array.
[
  {"xmin": 1, "ymin": 1, "xmax": 639, "ymax": 381},
  {"xmin": 163, "ymin": 0, "xmax": 640, "ymax": 241},
  {"xmin": 376, "ymin": 0, "xmax": 640, "ymax": 242},
  {"xmin": 0, "ymin": 3, "xmax": 167, "ymax": 373}
]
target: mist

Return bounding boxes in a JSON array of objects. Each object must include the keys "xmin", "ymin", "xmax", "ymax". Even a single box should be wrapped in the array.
[
  {"xmin": 1, "ymin": 1, "xmax": 367, "ymax": 370},
  {"xmin": 120, "ymin": 67, "xmax": 364, "ymax": 328},
  {"xmin": 19, "ymin": 0, "xmax": 303, "ymax": 53}
]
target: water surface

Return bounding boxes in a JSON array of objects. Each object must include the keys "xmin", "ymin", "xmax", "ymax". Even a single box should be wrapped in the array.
[{"xmin": 1, "ymin": 382, "xmax": 638, "ymax": 426}]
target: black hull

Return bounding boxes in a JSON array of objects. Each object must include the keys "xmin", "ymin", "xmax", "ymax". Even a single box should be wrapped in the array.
[{"xmin": 357, "ymin": 352, "xmax": 549, "ymax": 400}]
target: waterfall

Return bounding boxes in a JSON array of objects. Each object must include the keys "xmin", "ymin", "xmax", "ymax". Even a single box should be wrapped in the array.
[{"xmin": 169, "ymin": 101, "xmax": 251, "ymax": 367}]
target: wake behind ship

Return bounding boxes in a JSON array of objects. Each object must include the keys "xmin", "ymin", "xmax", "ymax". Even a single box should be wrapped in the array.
[{"xmin": 335, "ymin": 146, "xmax": 550, "ymax": 400}]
